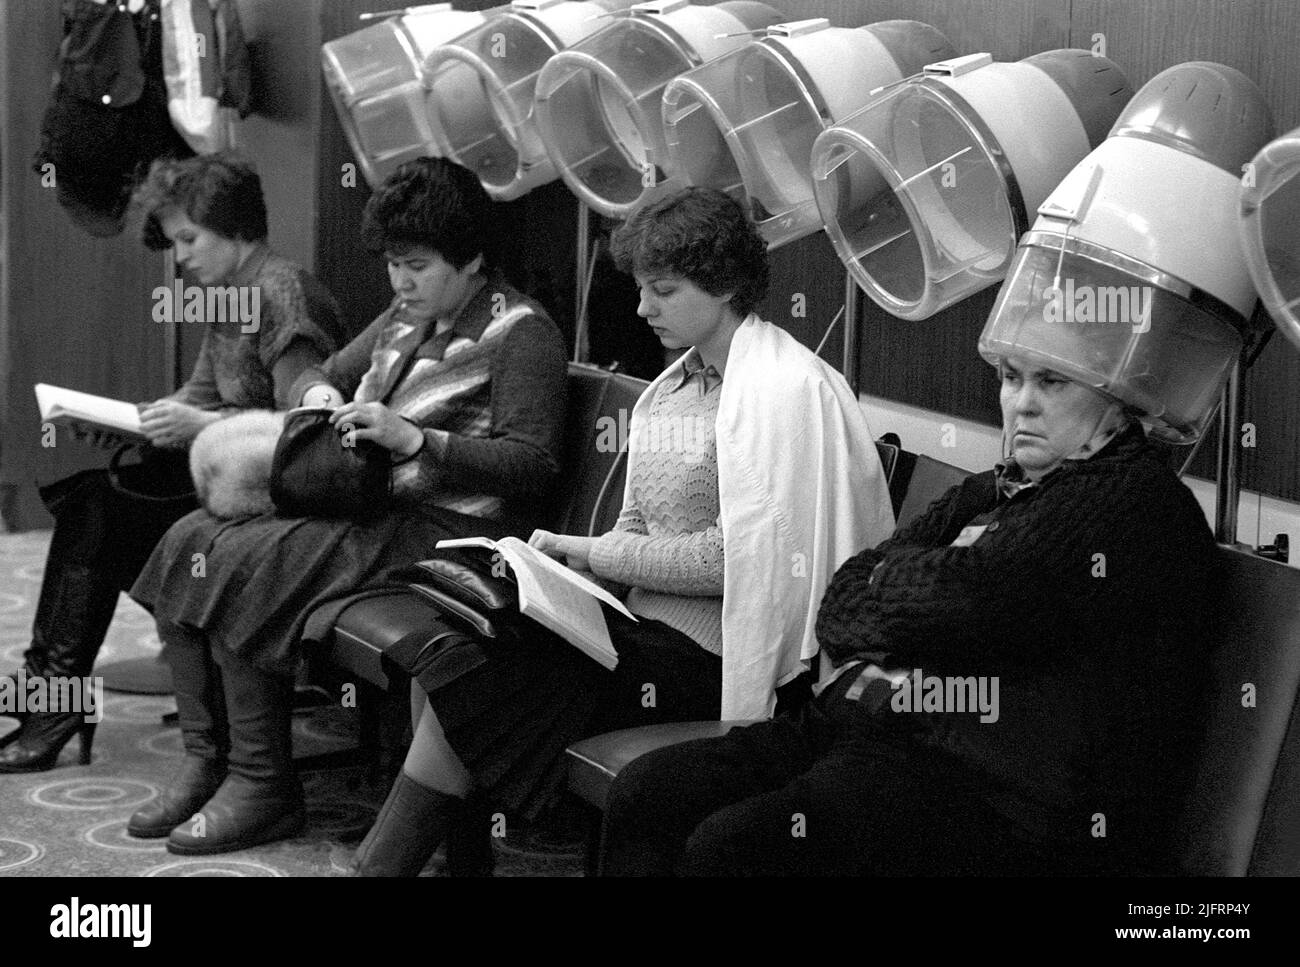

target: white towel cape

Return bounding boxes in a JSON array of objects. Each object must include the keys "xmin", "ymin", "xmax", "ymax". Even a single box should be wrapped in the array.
[{"xmin": 625, "ymin": 315, "xmax": 895, "ymax": 720}]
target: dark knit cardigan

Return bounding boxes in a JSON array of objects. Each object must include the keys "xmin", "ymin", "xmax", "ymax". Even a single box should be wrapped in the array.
[{"xmin": 815, "ymin": 423, "xmax": 1215, "ymax": 870}]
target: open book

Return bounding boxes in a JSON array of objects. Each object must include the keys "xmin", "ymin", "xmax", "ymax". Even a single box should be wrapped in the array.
[
  {"xmin": 435, "ymin": 536, "xmax": 636, "ymax": 670},
  {"xmin": 35, "ymin": 383, "xmax": 147, "ymax": 442}
]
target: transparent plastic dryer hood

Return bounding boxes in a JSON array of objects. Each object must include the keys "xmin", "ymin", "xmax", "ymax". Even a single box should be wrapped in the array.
[{"xmin": 322, "ymin": 5, "xmax": 490, "ymax": 189}]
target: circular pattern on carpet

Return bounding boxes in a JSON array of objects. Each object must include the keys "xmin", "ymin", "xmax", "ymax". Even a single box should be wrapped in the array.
[
  {"xmin": 105, "ymin": 697, "xmax": 176, "ymax": 723},
  {"xmin": 0, "ymin": 837, "xmax": 44, "ymax": 872},
  {"xmin": 29, "ymin": 778, "xmax": 157, "ymax": 811},
  {"xmin": 292, "ymin": 713, "xmax": 356, "ymax": 746},
  {"xmin": 138, "ymin": 729, "xmax": 184, "ymax": 758},
  {"xmin": 305, "ymin": 801, "xmax": 375, "ymax": 840},
  {"xmin": 140, "ymin": 858, "xmax": 286, "ymax": 877},
  {"xmin": 81, "ymin": 818, "xmax": 169, "ymax": 852}
]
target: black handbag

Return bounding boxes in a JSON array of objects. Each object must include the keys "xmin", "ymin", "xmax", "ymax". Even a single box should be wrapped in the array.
[
  {"xmin": 268, "ymin": 408, "xmax": 393, "ymax": 519},
  {"xmin": 107, "ymin": 442, "xmax": 197, "ymax": 506}
]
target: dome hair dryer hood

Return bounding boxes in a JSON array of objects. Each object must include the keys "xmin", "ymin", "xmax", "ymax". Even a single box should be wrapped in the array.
[
  {"xmin": 812, "ymin": 50, "xmax": 1132, "ymax": 320},
  {"xmin": 659, "ymin": 17, "xmax": 957, "ymax": 249},
  {"xmin": 534, "ymin": 1, "xmax": 784, "ymax": 220},
  {"xmin": 1240, "ymin": 126, "xmax": 1300, "ymax": 346},
  {"xmin": 980, "ymin": 62, "xmax": 1276, "ymax": 444},
  {"xmin": 423, "ymin": 0, "xmax": 636, "ymax": 201},
  {"xmin": 322, "ymin": 5, "xmax": 493, "ymax": 189}
]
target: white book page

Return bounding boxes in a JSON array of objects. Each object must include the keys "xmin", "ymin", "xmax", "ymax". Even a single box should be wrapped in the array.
[
  {"xmin": 497, "ymin": 537, "xmax": 636, "ymax": 620},
  {"xmin": 498, "ymin": 547, "xmax": 617, "ymax": 669},
  {"xmin": 35, "ymin": 383, "xmax": 144, "ymax": 437},
  {"xmin": 434, "ymin": 536, "xmax": 628, "ymax": 669},
  {"xmin": 435, "ymin": 536, "xmax": 501, "ymax": 552},
  {"xmin": 435, "ymin": 536, "xmax": 636, "ymax": 621}
]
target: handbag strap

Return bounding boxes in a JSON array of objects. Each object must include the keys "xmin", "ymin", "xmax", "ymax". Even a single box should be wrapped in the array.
[{"xmin": 107, "ymin": 443, "xmax": 197, "ymax": 503}]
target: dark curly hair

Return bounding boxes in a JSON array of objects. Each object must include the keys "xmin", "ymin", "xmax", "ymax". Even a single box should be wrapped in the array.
[
  {"xmin": 611, "ymin": 187, "xmax": 768, "ymax": 317},
  {"xmin": 133, "ymin": 152, "xmax": 268, "ymax": 250},
  {"xmin": 360, "ymin": 157, "xmax": 496, "ymax": 269}
]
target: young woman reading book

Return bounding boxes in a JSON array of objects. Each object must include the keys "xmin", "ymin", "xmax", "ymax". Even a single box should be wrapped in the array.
[{"xmin": 350, "ymin": 187, "xmax": 896, "ymax": 876}]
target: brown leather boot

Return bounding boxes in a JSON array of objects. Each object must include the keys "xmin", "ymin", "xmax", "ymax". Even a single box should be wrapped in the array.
[
  {"xmin": 350, "ymin": 772, "xmax": 465, "ymax": 877},
  {"xmin": 129, "ymin": 637, "xmax": 229, "ymax": 838},
  {"xmin": 166, "ymin": 651, "xmax": 303, "ymax": 855}
]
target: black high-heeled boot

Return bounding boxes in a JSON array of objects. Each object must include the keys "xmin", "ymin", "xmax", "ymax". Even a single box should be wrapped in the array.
[
  {"xmin": 0, "ymin": 559, "xmax": 113, "ymax": 773},
  {"xmin": 1, "ymin": 674, "xmax": 29, "ymax": 744},
  {"xmin": 0, "ymin": 552, "xmax": 120, "ymax": 771},
  {"xmin": 0, "ymin": 713, "xmax": 95, "ymax": 772}
]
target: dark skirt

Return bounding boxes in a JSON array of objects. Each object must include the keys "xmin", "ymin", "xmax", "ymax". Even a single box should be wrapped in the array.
[
  {"xmin": 129, "ymin": 504, "xmax": 509, "ymax": 677},
  {"xmin": 426, "ymin": 610, "xmax": 722, "ymax": 820}
]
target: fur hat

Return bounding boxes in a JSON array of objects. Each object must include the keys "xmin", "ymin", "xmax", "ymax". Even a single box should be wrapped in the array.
[{"xmin": 189, "ymin": 410, "xmax": 285, "ymax": 519}]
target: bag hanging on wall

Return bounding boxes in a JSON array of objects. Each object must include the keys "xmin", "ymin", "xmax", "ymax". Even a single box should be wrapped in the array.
[
  {"xmin": 33, "ymin": 0, "xmax": 194, "ymax": 236},
  {"xmin": 268, "ymin": 408, "xmax": 393, "ymax": 520},
  {"xmin": 160, "ymin": 0, "xmax": 252, "ymax": 153}
]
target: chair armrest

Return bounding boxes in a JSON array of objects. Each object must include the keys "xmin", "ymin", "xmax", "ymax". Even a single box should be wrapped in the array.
[{"xmin": 404, "ymin": 554, "xmax": 522, "ymax": 643}]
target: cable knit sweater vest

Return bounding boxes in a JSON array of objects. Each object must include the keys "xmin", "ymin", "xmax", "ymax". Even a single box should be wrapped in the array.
[{"xmin": 588, "ymin": 365, "xmax": 724, "ymax": 655}]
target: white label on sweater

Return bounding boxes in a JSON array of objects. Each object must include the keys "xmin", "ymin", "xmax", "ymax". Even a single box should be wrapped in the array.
[{"xmin": 950, "ymin": 524, "xmax": 988, "ymax": 548}]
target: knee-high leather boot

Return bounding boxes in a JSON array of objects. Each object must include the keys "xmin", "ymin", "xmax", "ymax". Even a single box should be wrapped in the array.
[
  {"xmin": 128, "ymin": 631, "xmax": 229, "ymax": 837},
  {"xmin": 350, "ymin": 772, "xmax": 467, "ymax": 877},
  {"xmin": 2, "ymin": 469, "xmax": 136, "ymax": 761},
  {"xmin": 0, "ymin": 561, "xmax": 118, "ymax": 770},
  {"xmin": 166, "ymin": 649, "xmax": 305, "ymax": 855}
]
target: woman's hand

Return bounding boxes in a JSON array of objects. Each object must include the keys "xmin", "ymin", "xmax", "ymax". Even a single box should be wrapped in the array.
[
  {"xmin": 329, "ymin": 401, "xmax": 423, "ymax": 456},
  {"xmin": 529, "ymin": 530, "xmax": 596, "ymax": 572},
  {"xmin": 300, "ymin": 384, "xmax": 344, "ymax": 409},
  {"xmin": 138, "ymin": 400, "xmax": 219, "ymax": 449}
]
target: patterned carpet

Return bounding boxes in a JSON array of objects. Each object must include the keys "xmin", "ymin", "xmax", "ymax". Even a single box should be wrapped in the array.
[{"xmin": 0, "ymin": 530, "xmax": 585, "ymax": 877}]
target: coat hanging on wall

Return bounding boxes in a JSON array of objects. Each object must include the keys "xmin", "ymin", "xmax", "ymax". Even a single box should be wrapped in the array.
[
  {"xmin": 161, "ymin": 0, "xmax": 252, "ymax": 153},
  {"xmin": 31, "ymin": 0, "xmax": 237, "ymax": 237}
]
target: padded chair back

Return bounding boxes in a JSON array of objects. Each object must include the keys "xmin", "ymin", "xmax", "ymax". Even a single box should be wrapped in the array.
[
  {"xmin": 554, "ymin": 364, "xmax": 649, "ymax": 537},
  {"xmin": 1176, "ymin": 545, "xmax": 1300, "ymax": 875},
  {"xmin": 895, "ymin": 453, "xmax": 970, "ymax": 528}
]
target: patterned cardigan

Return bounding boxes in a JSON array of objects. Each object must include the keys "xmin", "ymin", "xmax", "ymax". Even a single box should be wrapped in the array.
[{"xmin": 289, "ymin": 269, "xmax": 568, "ymax": 523}]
